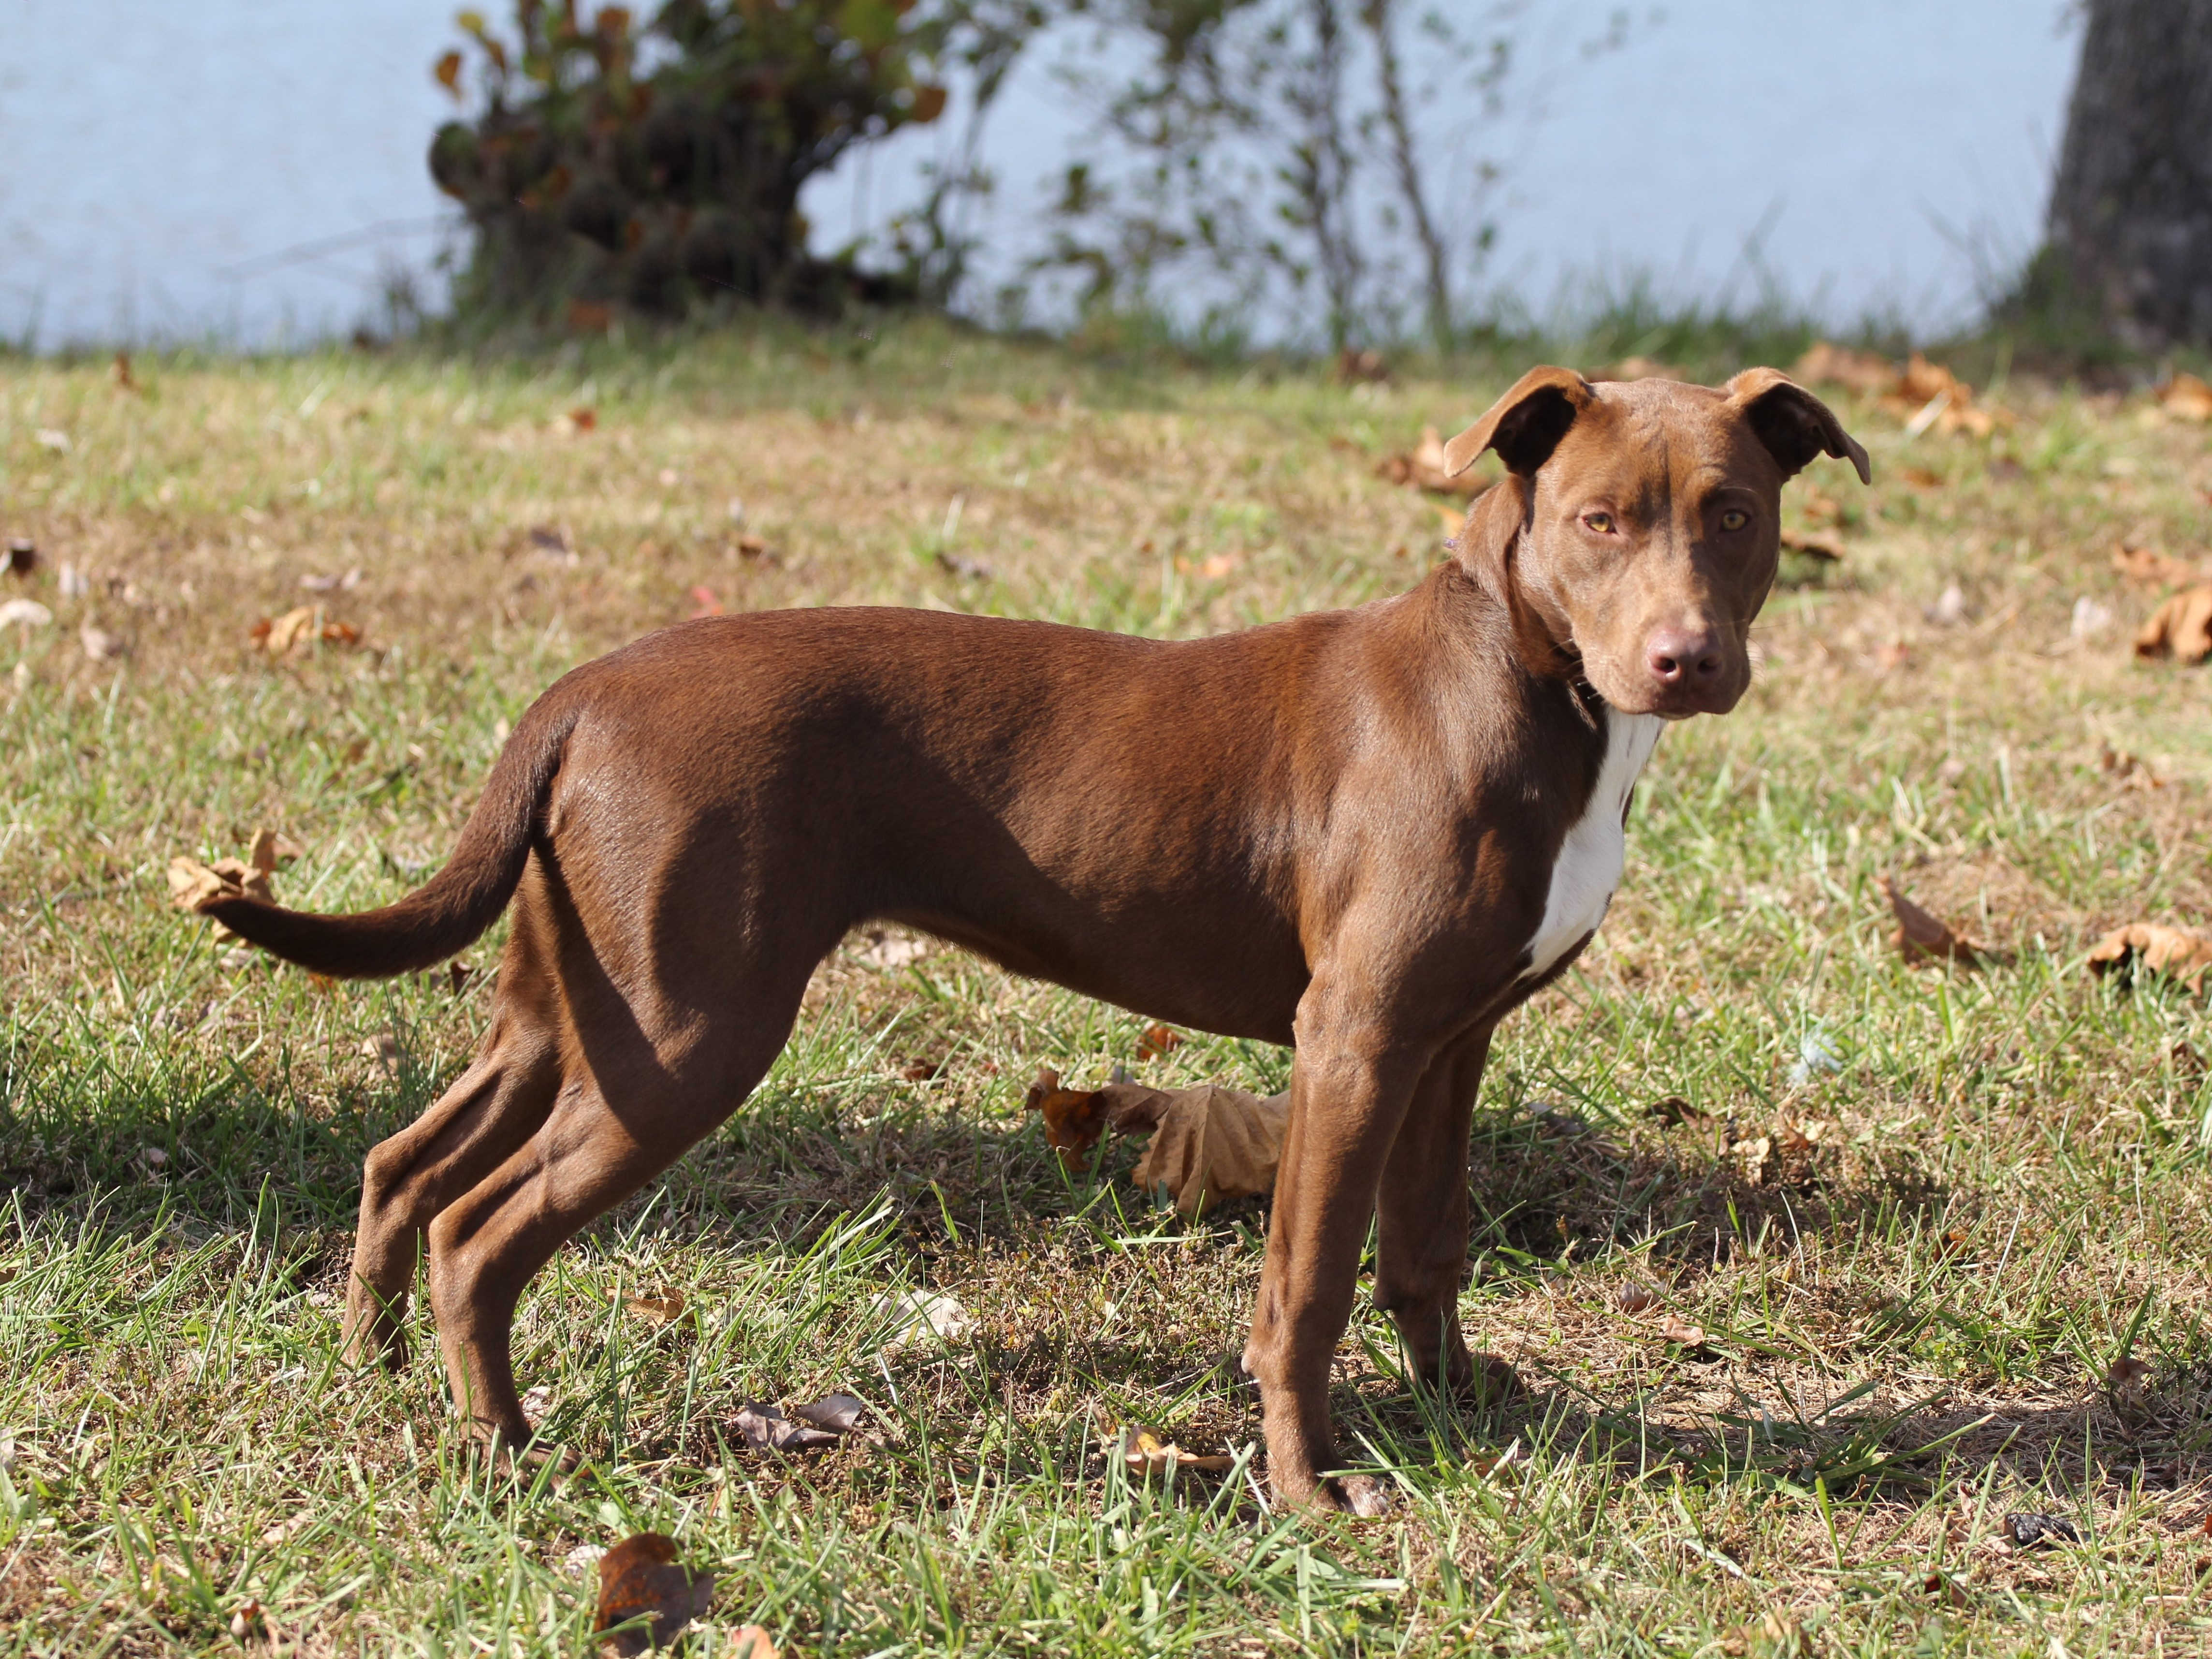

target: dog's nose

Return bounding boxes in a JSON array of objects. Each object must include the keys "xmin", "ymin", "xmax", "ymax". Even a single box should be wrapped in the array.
[{"xmin": 1644, "ymin": 628, "xmax": 1724, "ymax": 688}]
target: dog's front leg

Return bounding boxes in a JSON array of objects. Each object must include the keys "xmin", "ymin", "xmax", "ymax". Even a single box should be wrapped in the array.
[{"xmin": 1242, "ymin": 987, "xmax": 1428, "ymax": 1514}]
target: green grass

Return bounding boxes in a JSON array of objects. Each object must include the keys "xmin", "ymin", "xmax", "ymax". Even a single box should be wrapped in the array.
[{"xmin": 5, "ymin": 319, "xmax": 2212, "ymax": 1653}]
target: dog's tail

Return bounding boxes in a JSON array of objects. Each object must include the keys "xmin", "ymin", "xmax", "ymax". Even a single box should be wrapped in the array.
[{"xmin": 201, "ymin": 698, "xmax": 577, "ymax": 980}]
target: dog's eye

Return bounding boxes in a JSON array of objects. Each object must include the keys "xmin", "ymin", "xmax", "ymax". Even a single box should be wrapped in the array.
[
  {"xmin": 1719, "ymin": 508, "xmax": 1749, "ymax": 531},
  {"xmin": 1581, "ymin": 511, "xmax": 1615, "ymax": 534}
]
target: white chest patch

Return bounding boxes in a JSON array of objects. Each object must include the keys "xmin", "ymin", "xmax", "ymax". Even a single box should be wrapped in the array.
[{"xmin": 1519, "ymin": 709, "xmax": 1664, "ymax": 981}]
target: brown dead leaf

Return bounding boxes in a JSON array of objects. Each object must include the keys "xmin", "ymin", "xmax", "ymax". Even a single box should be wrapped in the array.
[
  {"xmin": 1898, "ymin": 465, "xmax": 1944, "ymax": 489},
  {"xmin": 2110, "ymin": 542, "xmax": 2205, "ymax": 588},
  {"xmin": 1613, "ymin": 1282, "xmax": 1659, "ymax": 1314},
  {"xmin": 1022, "ymin": 1067, "xmax": 1174, "ymax": 1170},
  {"xmin": 1880, "ymin": 353, "xmax": 2004, "ymax": 437},
  {"xmin": 1778, "ymin": 530, "xmax": 1843, "ymax": 563},
  {"xmin": 2133, "ymin": 584, "xmax": 2212, "ymax": 663},
  {"xmin": 730, "ymin": 1400, "xmax": 845, "ymax": 1453},
  {"xmin": 250, "ymin": 606, "xmax": 360, "ymax": 660},
  {"xmin": 1132, "ymin": 1083, "xmax": 1289, "ymax": 1216},
  {"xmin": 2157, "ymin": 372, "xmax": 2212, "ymax": 422},
  {"xmin": 1374, "ymin": 426, "xmax": 1486, "ymax": 499},
  {"xmin": 1334, "ymin": 347, "xmax": 1389, "ymax": 384},
  {"xmin": 435, "ymin": 48, "xmax": 464, "ymax": 94},
  {"xmin": 1793, "ymin": 341, "xmax": 1898, "ymax": 395},
  {"xmin": 561, "ymin": 405, "xmax": 599, "ymax": 434},
  {"xmin": 595, "ymin": 1532, "xmax": 713, "ymax": 1656},
  {"xmin": 112, "ymin": 351, "xmax": 137, "ymax": 394},
  {"xmin": 1136, "ymin": 1022, "xmax": 1184, "ymax": 1059},
  {"xmin": 727, "ymin": 1628, "xmax": 779, "ymax": 1659},
  {"xmin": 2098, "ymin": 740, "xmax": 2164, "ymax": 789},
  {"xmin": 2086, "ymin": 923, "xmax": 2212, "ymax": 994},
  {"xmin": 1656, "ymin": 1314, "xmax": 1708, "ymax": 1349},
  {"xmin": 2106, "ymin": 1355, "xmax": 2153, "ymax": 1394},
  {"xmin": 1120, "ymin": 1424, "xmax": 1236, "ymax": 1477},
  {"xmin": 1645, "ymin": 1095, "xmax": 1707, "ymax": 1125},
  {"xmin": 621, "ymin": 1287, "xmax": 687, "ymax": 1324},
  {"xmin": 1878, "ymin": 875, "xmax": 1982, "ymax": 967}
]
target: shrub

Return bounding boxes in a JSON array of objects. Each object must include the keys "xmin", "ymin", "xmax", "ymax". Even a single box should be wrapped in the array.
[{"xmin": 430, "ymin": 0, "xmax": 953, "ymax": 321}]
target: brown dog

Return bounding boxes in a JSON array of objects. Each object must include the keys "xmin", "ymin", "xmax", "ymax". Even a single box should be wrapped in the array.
[{"xmin": 202, "ymin": 366, "xmax": 1866, "ymax": 1512}]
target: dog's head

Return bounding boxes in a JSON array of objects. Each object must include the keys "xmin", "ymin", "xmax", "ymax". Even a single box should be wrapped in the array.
[{"xmin": 1443, "ymin": 366, "xmax": 1868, "ymax": 718}]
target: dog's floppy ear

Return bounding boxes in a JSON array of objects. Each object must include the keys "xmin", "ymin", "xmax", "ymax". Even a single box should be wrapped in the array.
[
  {"xmin": 1441, "ymin": 365, "xmax": 1595, "ymax": 479},
  {"xmin": 1726, "ymin": 367, "xmax": 1871, "ymax": 484}
]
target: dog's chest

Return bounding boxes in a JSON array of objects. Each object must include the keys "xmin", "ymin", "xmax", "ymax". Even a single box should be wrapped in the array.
[{"xmin": 1519, "ymin": 710, "xmax": 1664, "ymax": 981}]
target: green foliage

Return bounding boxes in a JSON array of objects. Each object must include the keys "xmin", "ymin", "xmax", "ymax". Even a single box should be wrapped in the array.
[{"xmin": 430, "ymin": 0, "xmax": 957, "ymax": 321}]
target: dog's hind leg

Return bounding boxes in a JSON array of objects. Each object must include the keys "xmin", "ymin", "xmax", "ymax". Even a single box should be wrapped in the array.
[
  {"xmin": 341, "ymin": 1023, "xmax": 561, "ymax": 1369},
  {"xmin": 419, "ymin": 969, "xmax": 812, "ymax": 1454}
]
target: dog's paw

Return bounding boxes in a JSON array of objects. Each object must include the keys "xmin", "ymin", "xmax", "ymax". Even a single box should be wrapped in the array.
[{"xmin": 1323, "ymin": 1474, "xmax": 1397, "ymax": 1517}]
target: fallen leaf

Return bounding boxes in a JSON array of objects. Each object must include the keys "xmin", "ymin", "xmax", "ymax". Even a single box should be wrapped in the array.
[
  {"xmin": 1778, "ymin": 531, "xmax": 1843, "ymax": 562},
  {"xmin": 1613, "ymin": 1282, "xmax": 1658, "ymax": 1314},
  {"xmin": 2097, "ymin": 739, "xmax": 2162, "ymax": 788},
  {"xmin": 1877, "ymin": 353, "xmax": 2004, "ymax": 437},
  {"xmin": 595, "ymin": 1533, "xmax": 713, "ymax": 1656},
  {"xmin": 250, "ymin": 606, "xmax": 359, "ymax": 660},
  {"xmin": 789, "ymin": 1392, "xmax": 867, "ymax": 1434},
  {"xmin": 2106, "ymin": 1355, "xmax": 2153, "ymax": 1393},
  {"xmin": 1656, "ymin": 1314, "xmax": 1708, "ymax": 1349},
  {"xmin": 2110, "ymin": 542, "xmax": 2205, "ymax": 588},
  {"xmin": 1644, "ymin": 1095, "xmax": 1705, "ymax": 1125},
  {"xmin": 0, "ymin": 597, "xmax": 53, "ymax": 630},
  {"xmin": 228, "ymin": 1599, "xmax": 262, "ymax": 1641},
  {"xmin": 735, "ymin": 532, "xmax": 771, "ymax": 560},
  {"xmin": 561, "ymin": 405, "xmax": 599, "ymax": 434},
  {"xmin": 1131, "ymin": 1083, "xmax": 1290, "ymax": 1217},
  {"xmin": 1793, "ymin": 341, "xmax": 1898, "ymax": 395},
  {"xmin": 621, "ymin": 1287, "xmax": 687, "ymax": 1324},
  {"xmin": 1023, "ymin": 1067, "xmax": 1177, "ymax": 1169},
  {"xmin": 112, "ymin": 352, "xmax": 137, "ymax": 394},
  {"xmin": 1136, "ymin": 1022, "xmax": 1184, "ymax": 1059},
  {"xmin": 1898, "ymin": 465, "xmax": 1944, "ymax": 488},
  {"xmin": 2086, "ymin": 923, "xmax": 2212, "ymax": 993},
  {"xmin": 936, "ymin": 550, "xmax": 995, "ymax": 581},
  {"xmin": 1334, "ymin": 347, "xmax": 1389, "ymax": 384},
  {"xmin": 363, "ymin": 1033, "xmax": 401, "ymax": 1074},
  {"xmin": 1603, "ymin": 355, "xmax": 1682, "ymax": 382},
  {"xmin": 4, "ymin": 537, "xmax": 35, "ymax": 576},
  {"xmin": 900, "ymin": 1054, "xmax": 945, "ymax": 1082},
  {"xmin": 435, "ymin": 48, "xmax": 465, "ymax": 93},
  {"xmin": 727, "ymin": 1627, "xmax": 780, "ymax": 1659},
  {"xmin": 299, "ymin": 567, "xmax": 362, "ymax": 593},
  {"xmin": 1878, "ymin": 875, "xmax": 1982, "ymax": 967},
  {"xmin": 2005, "ymin": 1512, "xmax": 2081, "ymax": 1548},
  {"xmin": 248, "ymin": 827, "xmax": 302, "ymax": 874},
  {"xmin": 1120, "ymin": 1424, "xmax": 1236, "ymax": 1476},
  {"xmin": 2156, "ymin": 372, "xmax": 2212, "ymax": 422},
  {"xmin": 2133, "ymin": 584, "xmax": 2212, "ymax": 663},
  {"xmin": 731, "ymin": 1401, "xmax": 843, "ymax": 1452},
  {"xmin": 1374, "ymin": 425, "xmax": 1487, "ymax": 499},
  {"xmin": 871, "ymin": 1289, "xmax": 972, "ymax": 1351}
]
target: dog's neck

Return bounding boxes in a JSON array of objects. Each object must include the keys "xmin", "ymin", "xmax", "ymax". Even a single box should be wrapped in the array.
[{"xmin": 1450, "ymin": 475, "xmax": 1583, "ymax": 685}]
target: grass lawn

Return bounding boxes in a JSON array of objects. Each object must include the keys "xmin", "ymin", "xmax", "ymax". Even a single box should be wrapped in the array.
[{"xmin": 5, "ymin": 321, "xmax": 2212, "ymax": 1655}]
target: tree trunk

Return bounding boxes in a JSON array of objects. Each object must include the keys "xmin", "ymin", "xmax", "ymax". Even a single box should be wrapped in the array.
[{"xmin": 2046, "ymin": 0, "xmax": 2212, "ymax": 346}]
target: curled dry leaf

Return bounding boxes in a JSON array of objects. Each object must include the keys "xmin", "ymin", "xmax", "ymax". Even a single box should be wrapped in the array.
[
  {"xmin": 621, "ymin": 1287, "xmax": 687, "ymax": 1323},
  {"xmin": 2156, "ymin": 371, "xmax": 2212, "ymax": 422},
  {"xmin": 595, "ymin": 1532, "xmax": 713, "ymax": 1657},
  {"xmin": 789, "ymin": 1392, "xmax": 866, "ymax": 1434},
  {"xmin": 2133, "ymin": 585, "xmax": 2212, "ymax": 664},
  {"xmin": 1026, "ymin": 1066, "xmax": 1288, "ymax": 1214},
  {"xmin": 1132, "ymin": 1083, "xmax": 1290, "ymax": 1217},
  {"xmin": 1120, "ymin": 1424, "xmax": 1236, "ymax": 1478},
  {"xmin": 871, "ymin": 1289, "xmax": 972, "ymax": 1351},
  {"xmin": 2086, "ymin": 923, "xmax": 2212, "ymax": 993},
  {"xmin": 1884, "ymin": 353, "xmax": 2004, "ymax": 438},
  {"xmin": 731, "ymin": 1401, "xmax": 843, "ymax": 1453},
  {"xmin": 1374, "ymin": 426, "xmax": 1487, "ymax": 500},
  {"xmin": 250, "ymin": 606, "xmax": 361, "ymax": 660},
  {"xmin": 1612, "ymin": 1282, "xmax": 1658, "ymax": 1314},
  {"xmin": 1656, "ymin": 1314, "xmax": 1708, "ymax": 1350},
  {"xmin": 2110, "ymin": 542, "xmax": 2206, "ymax": 588},
  {"xmin": 1135, "ymin": 1022, "xmax": 1184, "ymax": 1060},
  {"xmin": 1878, "ymin": 876, "xmax": 1983, "ymax": 968},
  {"xmin": 1777, "ymin": 531, "xmax": 1842, "ymax": 563},
  {"xmin": 1793, "ymin": 341, "xmax": 1898, "ymax": 396},
  {"xmin": 2005, "ymin": 1512, "xmax": 2081, "ymax": 1548},
  {"xmin": 2105, "ymin": 1355, "xmax": 2153, "ymax": 1393},
  {"xmin": 1644, "ymin": 1095, "xmax": 1706, "ymax": 1126}
]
